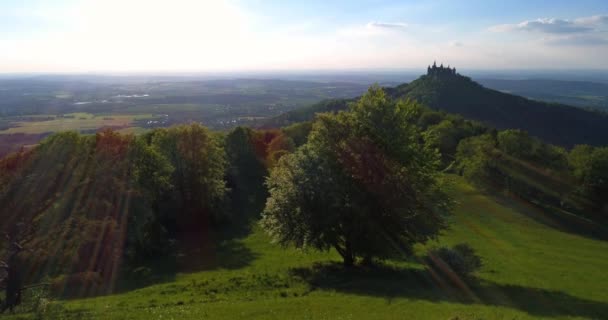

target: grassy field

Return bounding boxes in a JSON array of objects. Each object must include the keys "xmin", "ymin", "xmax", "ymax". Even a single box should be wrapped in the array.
[
  {"xmin": 8, "ymin": 176, "xmax": 608, "ymax": 319},
  {"xmin": 0, "ymin": 113, "xmax": 154, "ymax": 134}
]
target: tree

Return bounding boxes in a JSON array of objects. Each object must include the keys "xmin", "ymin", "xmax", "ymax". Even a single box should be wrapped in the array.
[
  {"xmin": 266, "ymin": 133, "xmax": 295, "ymax": 168},
  {"xmin": 586, "ymin": 148, "xmax": 608, "ymax": 216},
  {"xmin": 497, "ymin": 129, "xmax": 534, "ymax": 159},
  {"xmin": 424, "ymin": 120, "xmax": 460, "ymax": 164},
  {"xmin": 0, "ymin": 228, "xmax": 23, "ymax": 313},
  {"xmin": 569, "ymin": 145, "xmax": 595, "ymax": 180},
  {"xmin": 149, "ymin": 124, "xmax": 227, "ymax": 232},
  {"xmin": 124, "ymin": 137, "xmax": 174, "ymax": 266},
  {"xmin": 224, "ymin": 127, "xmax": 268, "ymax": 214},
  {"xmin": 455, "ymin": 133, "xmax": 498, "ymax": 185},
  {"xmin": 569, "ymin": 146, "xmax": 608, "ymax": 217},
  {"xmin": 262, "ymin": 87, "xmax": 451, "ymax": 266},
  {"xmin": 282, "ymin": 122, "xmax": 313, "ymax": 147},
  {"xmin": 0, "ymin": 223, "xmax": 30, "ymax": 313},
  {"xmin": 497, "ymin": 129, "xmax": 568, "ymax": 171}
]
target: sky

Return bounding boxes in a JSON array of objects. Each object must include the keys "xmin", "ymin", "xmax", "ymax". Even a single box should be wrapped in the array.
[{"xmin": 1, "ymin": 0, "xmax": 607, "ymax": 73}]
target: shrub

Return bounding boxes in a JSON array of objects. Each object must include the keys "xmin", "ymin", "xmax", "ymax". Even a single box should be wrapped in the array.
[
  {"xmin": 50, "ymin": 271, "xmax": 104, "ymax": 297},
  {"xmin": 129, "ymin": 266, "xmax": 154, "ymax": 287},
  {"xmin": 426, "ymin": 243, "xmax": 482, "ymax": 279}
]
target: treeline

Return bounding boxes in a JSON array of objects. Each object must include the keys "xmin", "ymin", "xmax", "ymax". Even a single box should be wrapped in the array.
[
  {"xmin": 0, "ymin": 124, "xmax": 297, "ymax": 296},
  {"xmin": 393, "ymin": 95, "xmax": 608, "ymax": 223},
  {"xmin": 269, "ymin": 92, "xmax": 608, "ymax": 223},
  {"xmin": 455, "ymin": 131, "xmax": 608, "ymax": 222}
]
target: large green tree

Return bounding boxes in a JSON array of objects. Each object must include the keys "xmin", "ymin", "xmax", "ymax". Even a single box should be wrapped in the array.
[{"xmin": 262, "ymin": 87, "xmax": 451, "ymax": 266}]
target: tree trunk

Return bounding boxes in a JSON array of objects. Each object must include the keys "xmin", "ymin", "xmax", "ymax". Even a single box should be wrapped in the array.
[
  {"xmin": 1, "ymin": 257, "xmax": 22, "ymax": 313},
  {"xmin": 343, "ymin": 240, "xmax": 354, "ymax": 267}
]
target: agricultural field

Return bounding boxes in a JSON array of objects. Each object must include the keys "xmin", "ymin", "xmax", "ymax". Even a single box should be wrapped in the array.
[
  {"xmin": 8, "ymin": 176, "xmax": 606, "ymax": 319},
  {"xmin": 0, "ymin": 77, "xmax": 371, "ymax": 157},
  {"xmin": 0, "ymin": 77, "xmax": 370, "ymax": 130},
  {"xmin": 0, "ymin": 113, "xmax": 155, "ymax": 135}
]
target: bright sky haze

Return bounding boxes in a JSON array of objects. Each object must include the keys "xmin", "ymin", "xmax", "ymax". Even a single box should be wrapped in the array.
[{"xmin": 1, "ymin": 0, "xmax": 607, "ymax": 72}]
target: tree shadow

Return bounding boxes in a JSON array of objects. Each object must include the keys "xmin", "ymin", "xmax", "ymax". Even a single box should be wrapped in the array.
[
  {"xmin": 113, "ymin": 235, "xmax": 258, "ymax": 295},
  {"xmin": 290, "ymin": 263, "xmax": 608, "ymax": 319},
  {"xmin": 176, "ymin": 236, "xmax": 259, "ymax": 273},
  {"xmin": 487, "ymin": 190, "xmax": 608, "ymax": 242},
  {"xmin": 113, "ymin": 191, "xmax": 265, "ymax": 294},
  {"xmin": 172, "ymin": 181, "xmax": 267, "ymax": 274}
]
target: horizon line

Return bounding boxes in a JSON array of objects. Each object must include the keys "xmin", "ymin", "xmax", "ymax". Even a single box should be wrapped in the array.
[{"xmin": 3, "ymin": 67, "xmax": 608, "ymax": 77}]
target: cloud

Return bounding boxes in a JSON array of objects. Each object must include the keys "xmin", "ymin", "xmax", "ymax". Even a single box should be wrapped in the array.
[
  {"xmin": 490, "ymin": 18, "xmax": 590, "ymax": 34},
  {"xmin": 449, "ymin": 41, "xmax": 463, "ymax": 47},
  {"xmin": 545, "ymin": 35, "xmax": 608, "ymax": 46},
  {"xmin": 337, "ymin": 21, "xmax": 408, "ymax": 38},
  {"xmin": 366, "ymin": 22, "xmax": 408, "ymax": 29},
  {"xmin": 490, "ymin": 14, "xmax": 608, "ymax": 34},
  {"xmin": 488, "ymin": 14, "xmax": 608, "ymax": 49},
  {"xmin": 575, "ymin": 15, "xmax": 608, "ymax": 26}
]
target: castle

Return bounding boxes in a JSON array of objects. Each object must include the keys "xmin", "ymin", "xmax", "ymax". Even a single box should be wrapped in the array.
[{"xmin": 427, "ymin": 61, "xmax": 457, "ymax": 76}]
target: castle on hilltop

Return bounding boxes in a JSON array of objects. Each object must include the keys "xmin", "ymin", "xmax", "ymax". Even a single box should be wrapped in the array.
[{"xmin": 427, "ymin": 61, "xmax": 457, "ymax": 76}]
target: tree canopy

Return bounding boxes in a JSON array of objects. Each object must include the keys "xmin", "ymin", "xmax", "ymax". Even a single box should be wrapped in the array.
[{"xmin": 262, "ymin": 87, "xmax": 452, "ymax": 266}]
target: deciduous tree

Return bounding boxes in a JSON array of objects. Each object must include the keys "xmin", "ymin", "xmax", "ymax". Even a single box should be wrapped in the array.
[{"xmin": 262, "ymin": 87, "xmax": 451, "ymax": 266}]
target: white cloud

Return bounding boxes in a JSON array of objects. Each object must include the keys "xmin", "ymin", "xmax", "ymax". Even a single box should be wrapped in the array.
[
  {"xmin": 574, "ymin": 15, "xmax": 608, "ymax": 26},
  {"xmin": 366, "ymin": 22, "xmax": 408, "ymax": 29},
  {"xmin": 490, "ymin": 18, "xmax": 591, "ymax": 34},
  {"xmin": 490, "ymin": 14, "xmax": 608, "ymax": 34},
  {"xmin": 336, "ymin": 21, "xmax": 409, "ymax": 39},
  {"xmin": 487, "ymin": 14, "xmax": 608, "ymax": 51},
  {"xmin": 449, "ymin": 41, "xmax": 463, "ymax": 47},
  {"xmin": 545, "ymin": 35, "xmax": 608, "ymax": 46}
]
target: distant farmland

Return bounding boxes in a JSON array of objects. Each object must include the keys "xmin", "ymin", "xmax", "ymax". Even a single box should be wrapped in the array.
[{"xmin": 0, "ymin": 113, "xmax": 155, "ymax": 135}]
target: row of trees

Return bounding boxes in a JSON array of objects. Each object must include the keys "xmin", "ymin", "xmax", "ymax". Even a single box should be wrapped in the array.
[
  {"xmin": 455, "ymin": 129, "xmax": 608, "ymax": 221},
  {"xmin": 0, "ymin": 123, "xmax": 296, "ymax": 300}
]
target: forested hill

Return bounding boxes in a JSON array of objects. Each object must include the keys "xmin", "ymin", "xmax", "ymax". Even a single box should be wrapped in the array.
[
  {"xmin": 264, "ymin": 67, "xmax": 608, "ymax": 147},
  {"xmin": 261, "ymin": 98, "xmax": 352, "ymax": 128}
]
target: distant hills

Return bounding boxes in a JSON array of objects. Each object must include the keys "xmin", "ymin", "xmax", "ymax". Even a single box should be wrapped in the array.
[
  {"xmin": 265, "ymin": 66, "xmax": 608, "ymax": 147},
  {"xmin": 477, "ymin": 78, "xmax": 608, "ymax": 110}
]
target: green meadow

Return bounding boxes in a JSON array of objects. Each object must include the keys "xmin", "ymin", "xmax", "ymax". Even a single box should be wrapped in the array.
[{"xmin": 8, "ymin": 176, "xmax": 607, "ymax": 320}]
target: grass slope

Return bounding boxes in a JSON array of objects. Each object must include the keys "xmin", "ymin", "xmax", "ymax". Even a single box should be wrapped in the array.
[{"xmin": 10, "ymin": 176, "xmax": 608, "ymax": 319}]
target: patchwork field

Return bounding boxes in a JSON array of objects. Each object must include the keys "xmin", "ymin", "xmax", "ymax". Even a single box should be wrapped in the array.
[
  {"xmin": 0, "ymin": 113, "xmax": 154, "ymax": 135},
  {"xmin": 7, "ymin": 176, "xmax": 607, "ymax": 319}
]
